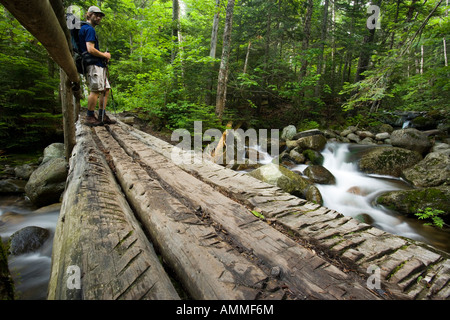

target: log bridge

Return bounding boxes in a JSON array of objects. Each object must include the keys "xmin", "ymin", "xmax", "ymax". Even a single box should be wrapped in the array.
[{"xmin": 47, "ymin": 117, "xmax": 450, "ymax": 300}]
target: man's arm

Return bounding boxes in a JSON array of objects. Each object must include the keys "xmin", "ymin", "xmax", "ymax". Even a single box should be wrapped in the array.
[{"xmin": 86, "ymin": 42, "xmax": 111, "ymax": 61}]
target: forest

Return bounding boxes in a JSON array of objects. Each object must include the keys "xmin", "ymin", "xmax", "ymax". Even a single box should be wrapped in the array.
[{"xmin": 0, "ymin": 0, "xmax": 448, "ymax": 151}]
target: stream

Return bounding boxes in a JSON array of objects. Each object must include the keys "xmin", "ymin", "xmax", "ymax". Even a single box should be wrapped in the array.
[
  {"xmin": 283, "ymin": 142, "xmax": 450, "ymax": 253},
  {"xmin": 0, "ymin": 195, "xmax": 59, "ymax": 300},
  {"xmin": 1, "ymin": 141, "xmax": 449, "ymax": 300}
]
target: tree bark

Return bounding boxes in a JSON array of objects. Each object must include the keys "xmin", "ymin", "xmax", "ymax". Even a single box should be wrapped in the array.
[
  {"xmin": 48, "ymin": 123, "xmax": 180, "ymax": 300},
  {"xmin": 299, "ymin": 0, "xmax": 314, "ymax": 83},
  {"xmin": 315, "ymin": 0, "xmax": 329, "ymax": 97},
  {"xmin": 215, "ymin": 0, "xmax": 235, "ymax": 119},
  {"xmin": 60, "ymin": 69, "xmax": 76, "ymax": 161},
  {"xmin": 206, "ymin": 0, "xmax": 221, "ymax": 105}
]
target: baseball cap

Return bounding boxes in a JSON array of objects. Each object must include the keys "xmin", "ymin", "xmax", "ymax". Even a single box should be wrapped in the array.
[{"xmin": 88, "ymin": 6, "xmax": 105, "ymax": 16}]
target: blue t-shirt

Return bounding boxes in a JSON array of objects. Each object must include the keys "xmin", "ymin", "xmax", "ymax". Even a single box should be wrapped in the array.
[{"xmin": 78, "ymin": 23, "xmax": 105, "ymax": 67}]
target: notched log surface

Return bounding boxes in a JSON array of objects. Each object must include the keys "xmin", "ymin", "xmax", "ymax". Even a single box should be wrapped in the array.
[{"xmin": 47, "ymin": 124, "xmax": 180, "ymax": 300}]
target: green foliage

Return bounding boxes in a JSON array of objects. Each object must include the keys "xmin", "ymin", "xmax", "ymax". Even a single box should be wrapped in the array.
[
  {"xmin": 415, "ymin": 207, "xmax": 446, "ymax": 229},
  {"xmin": 0, "ymin": 8, "xmax": 61, "ymax": 150},
  {"xmin": 1, "ymin": 0, "xmax": 448, "ymax": 153}
]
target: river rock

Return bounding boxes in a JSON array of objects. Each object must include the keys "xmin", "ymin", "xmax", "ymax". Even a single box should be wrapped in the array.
[
  {"xmin": 376, "ymin": 185, "xmax": 449, "ymax": 223},
  {"xmin": 390, "ymin": 128, "xmax": 432, "ymax": 155},
  {"xmin": 14, "ymin": 163, "xmax": 37, "ymax": 180},
  {"xmin": 0, "ymin": 179, "xmax": 27, "ymax": 193},
  {"xmin": 281, "ymin": 125, "xmax": 297, "ymax": 140},
  {"xmin": 25, "ymin": 157, "xmax": 68, "ymax": 207},
  {"xmin": 401, "ymin": 151, "xmax": 450, "ymax": 187},
  {"xmin": 247, "ymin": 163, "xmax": 323, "ymax": 204},
  {"xmin": 289, "ymin": 149, "xmax": 306, "ymax": 164},
  {"xmin": 358, "ymin": 146, "xmax": 422, "ymax": 177},
  {"xmin": 360, "ymin": 137, "xmax": 376, "ymax": 145},
  {"xmin": 296, "ymin": 134, "xmax": 327, "ymax": 151},
  {"xmin": 340, "ymin": 126, "xmax": 357, "ymax": 137},
  {"xmin": 377, "ymin": 124, "xmax": 394, "ymax": 134},
  {"xmin": 356, "ymin": 131, "xmax": 375, "ymax": 139},
  {"xmin": 355, "ymin": 213, "xmax": 375, "ymax": 225},
  {"xmin": 375, "ymin": 132, "xmax": 390, "ymax": 141},
  {"xmin": 347, "ymin": 186, "xmax": 368, "ymax": 196},
  {"xmin": 42, "ymin": 143, "xmax": 65, "ymax": 164},
  {"xmin": 0, "ymin": 211, "xmax": 25, "ymax": 226},
  {"xmin": 347, "ymin": 133, "xmax": 360, "ymax": 143},
  {"xmin": 303, "ymin": 165, "xmax": 336, "ymax": 185},
  {"xmin": 292, "ymin": 129, "xmax": 324, "ymax": 140},
  {"xmin": 8, "ymin": 226, "xmax": 50, "ymax": 256},
  {"xmin": 302, "ymin": 149, "xmax": 324, "ymax": 165}
]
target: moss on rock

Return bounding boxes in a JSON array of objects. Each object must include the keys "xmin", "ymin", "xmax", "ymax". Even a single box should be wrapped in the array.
[
  {"xmin": 358, "ymin": 146, "xmax": 422, "ymax": 177},
  {"xmin": 376, "ymin": 185, "xmax": 449, "ymax": 223}
]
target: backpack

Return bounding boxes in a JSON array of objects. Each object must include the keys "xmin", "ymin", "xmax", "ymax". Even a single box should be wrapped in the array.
[
  {"xmin": 67, "ymin": 16, "xmax": 101, "ymax": 74},
  {"xmin": 66, "ymin": 14, "xmax": 88, "ymax": 75}
]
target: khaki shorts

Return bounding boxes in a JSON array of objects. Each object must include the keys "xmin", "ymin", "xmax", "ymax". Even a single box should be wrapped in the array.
[{"xmin": 86, "ymin": 65, "xmax": 111, "ymax": 92}]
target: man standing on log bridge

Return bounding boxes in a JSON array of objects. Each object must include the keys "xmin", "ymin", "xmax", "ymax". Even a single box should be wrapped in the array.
[{"xmin": 79, "ymin": 6, "xmax": 116, "ymax": 126}]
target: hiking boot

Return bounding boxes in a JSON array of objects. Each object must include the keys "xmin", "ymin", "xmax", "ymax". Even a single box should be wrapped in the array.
[
  {"xmin": 102, "ymin": 113, "xmax": 117, "ymax": 125},
  {"xmin": 85, "ymin": 115, "xmax": 103, "ymax": 127}
]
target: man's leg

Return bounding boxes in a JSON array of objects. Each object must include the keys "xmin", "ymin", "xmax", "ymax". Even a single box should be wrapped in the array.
[
  {"xmin": 85, "ymin": 91, "xmax": 102, "ymax": 126},
  {"xmin": 98, "ymin": 88, "xmax": 109, "ymax": 120},
  {"xmin": 98, "ymin": 88, "xmax": 116, "ymax": 124}
]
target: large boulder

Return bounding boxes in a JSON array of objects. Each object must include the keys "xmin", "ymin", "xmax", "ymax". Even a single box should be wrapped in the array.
[
  {"xmin": 358, "ymin": 146, "xmax": 422, "ymax": 177},
  {"xmin": 376, "ymin": 185, "xmax": 449, "ymax": 223},
  {"xmin": 302, "ymin": 149, "xmax": 324, "ymax": 165},
  {"xmin": 402, "ymin": 151, "xmax": 450, "ymax": 187},
  {"xmin": 281, "ymin": 125, "xmax": 297, "ymax": 141},
  {"xmin": 25, "ymin": 157, "xmax": 68, "ymax": 207},
  {"xmin": 247, "ymin": 163, "xmax": 323, "ymax": 204},
  {"xmin": 303, "ymin": 165, "xmax": 336, "ymax": 185},
  {"xmin": 296, "ymin": 134, "xmax": 327, "ymax": 151},
  {"xmin": 390, "ymin": 128, "xmax": 432, "ymax": 155},
  {"xmin": 42, "ymin": 142, "xmax": 65, "ymax": 164},
  {"xmin": 9, "ymin": 226, "xmax": 50, "ymax": 256}
]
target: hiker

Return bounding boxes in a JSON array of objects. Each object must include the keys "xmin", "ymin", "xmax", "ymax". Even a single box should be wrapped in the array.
[{"xmin": 79, "ymin": 6, "xmax": 116, "ymax": 126}]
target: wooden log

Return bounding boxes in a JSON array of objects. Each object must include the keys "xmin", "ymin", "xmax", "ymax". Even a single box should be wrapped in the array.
[
  {"xmin": 0, "ymin": 0, "xmax": 79, "ymax": 83},
  {"xmin": 47, "ymin": 123, "xmax": 180, "ymax": 300},
  {"xmin": 106, "ymin": 124, "xmax": 380, "ymax": 300},
  {"xmin": 116, "ymin": 121, "xmax": 450, "ymax": 300},
  {"xmin": 94, "ymin": 126, "xmax": 271, "ymax": 300}
]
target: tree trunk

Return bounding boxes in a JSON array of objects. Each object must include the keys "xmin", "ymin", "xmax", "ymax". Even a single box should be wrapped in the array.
[
  {"xmin": 215, "ymin": 0, "xmax": 235, "ymax": 119},
  {"xmin": 315, "ymin": 0, "xmax": 329, "ymax": 97},
  {"xmin": 243, "ymin": 41, "xmax": 252, "ymax": 74},
  {"xmin": 354, "ymin": 28, "xmax": 375, "ymax": 82},
  {"xmin": 354, "ymin": 0, "xmax": 382, "ymax": 82},
  {"xmin": 299, "ymin": 0, "xmax": 314, "ymax": 83},
  {"xmin": 171, "ymin": 0, "xmax": 180, "ymax": 64},
  {"xmin": 209, "ymin": 0, "xmax": 221, "ymax": 59},
  {"xmin": 206, "ymin": 0, "xmax": 221, "ymax": 105},
  {"xmin": 60, "ymin": 69, "xmax": 76, "ymax": 161}
]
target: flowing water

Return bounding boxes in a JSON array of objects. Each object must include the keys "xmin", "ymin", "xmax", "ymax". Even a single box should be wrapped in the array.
[
  {"xmin": 254, "ymin": 142, "xmax": 450, "ymax": 253},
  {"xmin": 0, "ymin": 195, "xmax": 59, "ymax": 300},
  {"xmin": 2, "ymin": 141, "xmax": 448, "ymax": 299}
]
